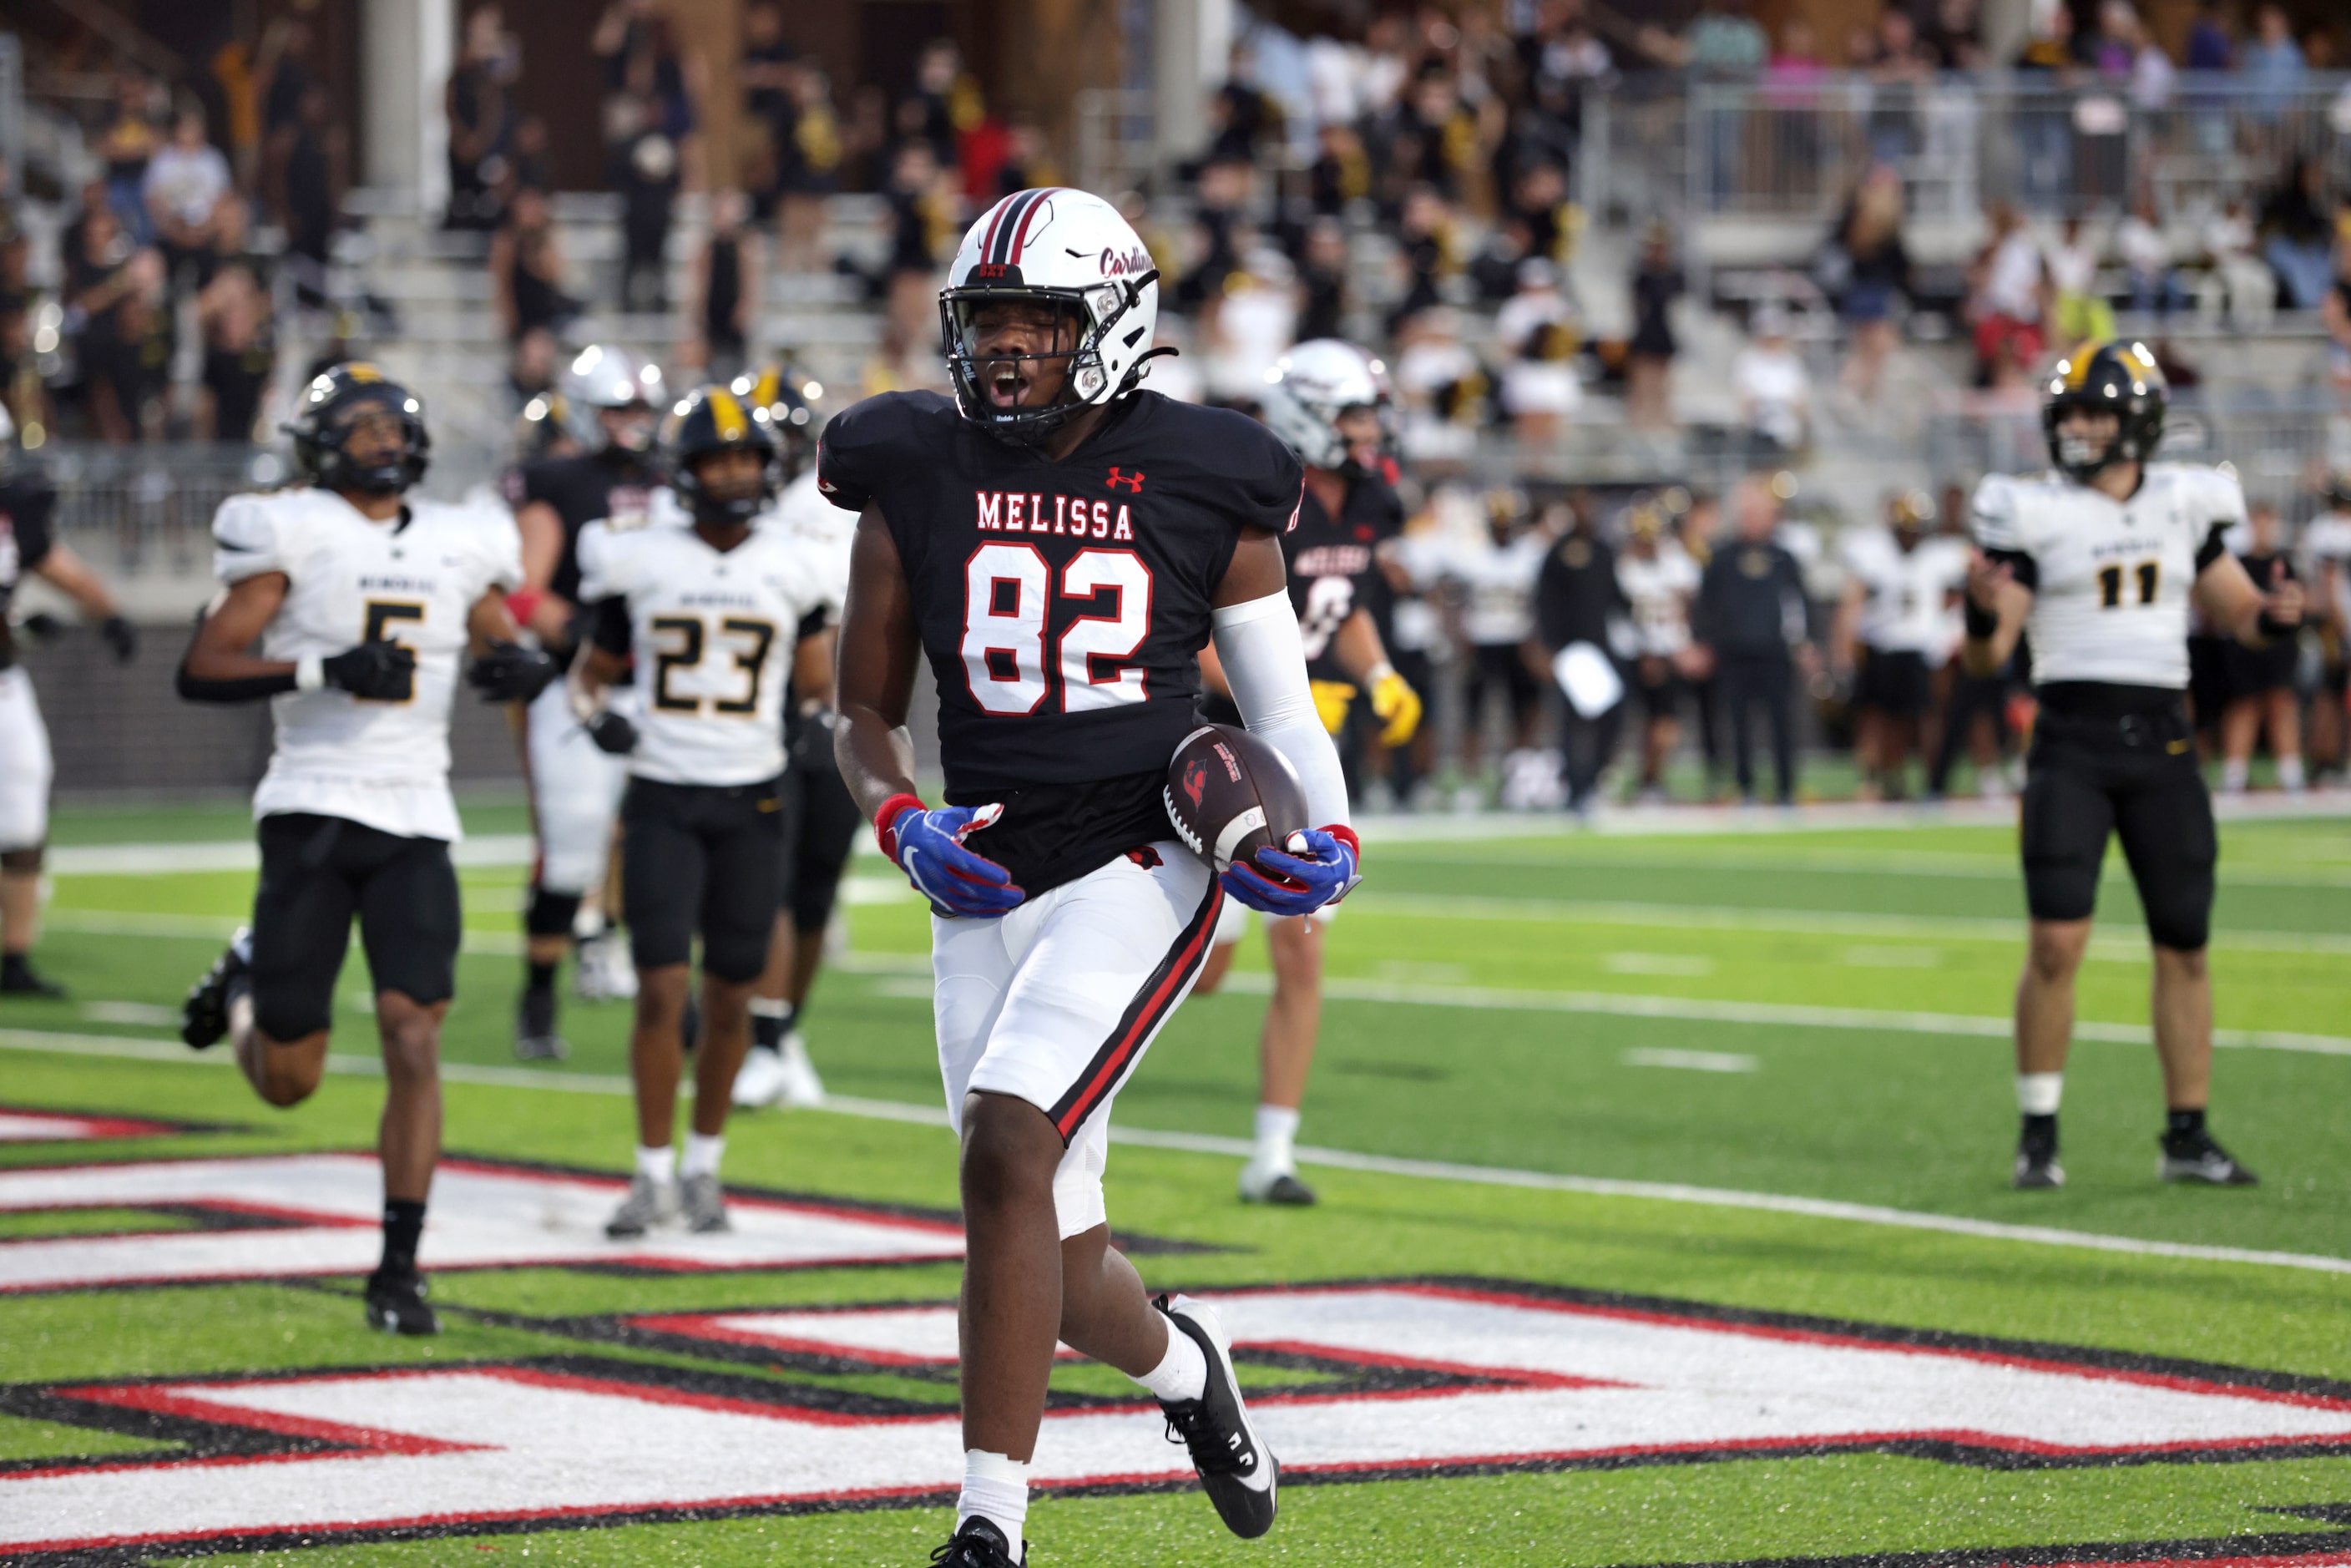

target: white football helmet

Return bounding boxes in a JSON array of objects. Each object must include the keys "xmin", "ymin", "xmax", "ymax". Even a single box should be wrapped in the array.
[
  {"xmin": 1260, "ymin": 338, "xmax": 1394, "ymax": 475},
  {"xmin": 560, "ymin": 345, "xmax": 667, "ymax": 453},
  {"xmin": 939, "ymin": 188, "xmax": 1162, "ymax": 445}
]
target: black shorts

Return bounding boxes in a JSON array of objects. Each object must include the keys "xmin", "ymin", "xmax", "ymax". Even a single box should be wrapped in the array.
[
  {"xmin": 621, "ymin": 776, "xmax": 786, "ymax": 983},
  {"xmin": 1855, "ymin": 647, "xmax": 1934, "ymax": 718},
  {"xmin": 2020, "ymin": 703, "xmax": 2216, "ymax": 951},
  {"xmin": 1628, "ymin": 656, "xmax": 1683, "ymax": 721},
  {"xmin": 2187, "ymin": 636, "xmax": 2231, "ymax": 724},
  {"xmin": 1467, "ymin": 640, "xmax": 1541, "ymax": 724},
  {"xmin": 778, "ymin": 716, "xmax": 860, "ymax": 935},
  {"xmin": 2221, "ymin": 635, "xmax": 2297, "ymax": 701},
  {"xmin": 249, "ymin": 813, "xmax": 462, "ymax": 1042}
]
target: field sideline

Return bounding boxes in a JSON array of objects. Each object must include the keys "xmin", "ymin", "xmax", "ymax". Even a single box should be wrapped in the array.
[{"xmin": 3, "ymin": 800, "xmax": 2348, "ymax": 1565}]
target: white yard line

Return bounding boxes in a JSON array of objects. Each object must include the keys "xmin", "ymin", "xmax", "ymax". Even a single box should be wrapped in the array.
[
  {"xmin": 33, "ymin": 910, "xmax": 2351, "ymax": 1056},
  {"xmin": 5, "ymin": 1024, "xmax": 2346, "ymax": 1278}
]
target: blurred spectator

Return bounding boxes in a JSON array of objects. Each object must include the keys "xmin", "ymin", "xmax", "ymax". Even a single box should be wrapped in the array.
[
  {"xmin": 2324, "ymin": 230, "xmax": 2351, "ymax": 405},
  {"xmin": 867, "ymin": 139, "xmax": 953, "ymax": 303},
  {"xmin": 1449, "ymin": 491, "xmax": 1551, "ymax": 807},
  {"xmin": 1919, "ymin": 0, "xmax": 1985, "ymax": 70},
  {"xmin": 2219, "ymin": 503, "xmax": 2303, "ymax": 792},
  {"xmin": 447, "ymin": 7, "xmax": 520, "ymax": 230},
  {"xmin": 2117, "ymin": 190, "xmax": 2189, "ymax": 316},
  {"xmin": 276, "ymin": 84, "xmax": 345, "ymax": 309},
  {"xmin": 1614, "ymin": 503, "xmax": 1701, "ymax": 804},
  {"xmin": 1494, "ymin": 259, "xmax": 1580, "ymax": 443},
  {"xmin": 1626, "ymin": 223, "xmax": 1681, "ymax": 432},
  {"xmin": 597, "ymin": 2, "xmax": 705, "ymax": 188},
  {"xmin": 2185, "ymin": 0, "xmax": 2235, "ymax": 70},
  {"xmin": 197, "ymin": 243, "xmax": 275, "ymax": 444},
  {"xmin": 509, "ymin": 326, "xmax": 560, "ymax": 410},
  {"xmin": 1391, "ymin": 308, "xmax": 1487, "ymax": 463},
  {"xmin": 1201, "ymin": 250, "xmax": 1298, "ymax": 404},
  {"xmin": 1294, "ymin": 217, "xmax": 1353, "ymax": 343},
  {"xmin": 1969, "ymin": 201, "xmax": 2048, "ymax": 384},
  {"xmin": 1855, "ymin": 9, "xmax": 1934, "ymax": 168},
  {"xmin": 98, "ymin": 73, "xmax": 164, "ymax": 242},
  {"xmin": 772, "ymin": 65, "xmax": 842, "ymax": 274},
  {"xmin": 1732, "ymin": 307, "xmax": 1809, "ymax": 455},
  {"xmin": 255, "ymin": 18, "xmax": 316, "ymax": 198},
  {"xmin": 608, "ymin": 54, "xmax": 684, "ymax": 313},
  {"xmin": 2239, "ymin": 4, "xmax": 2306, "ymax": 115},
  {"xmin": 1309, "ymin": 123, "xmax": 1372, "ymax": 217},
  {"xmin": 2047, "ymin": 214, "xmax": 2113, "ymax": 344},
  {"xmin": 2258, "ymin": 154, "xmax": 2336, "ymax": 309},
  {"xmin": 1693, "ymin": 476, "xmax": 1811, "ymax": 806},
  {"xmin": 1176, "ymin": 157, "xmax": 1251, "ymax": 311},
  {"xmin": 2116, "ymin": 6, "xmax": 2177, "ymax": 110},
  {"xmin": 489, "ymin": 187, "xmax": 580, "ymax": 344},
  {"xmin": 1833, "ymin": 492, "xmax": 1962, "ymax": 802},
  {"xmin": 1530, "ymin": 494, "xmax": 1622, "ymax": 812},
  {"xmin": 144, "ymin": 108, "xmax": 233, "ymax": 301},
  {"xmin": 1377, "ymin": 67, "xmax": 1484, "ymax": 206},
  {"xmin": 686, "ymin": 190, "xmax": 761, "ymax": 382},
  {"xmin": 1825, "ymin": 164, "xmax": 1910, "ymax": 404},
  {"xmin": 68, "ymin": 200, "xmax": 166, "ymax": 443},
  {"xmin": 1388, "ymin": 185, "xmax": 1457, "ymax": 331},
  {"xmin": 902, "ymin": 39, "xmax": 981, "ymax": 171},
  {"xmin": 993, "ymin": 114, "xmax": 1056, "ymax": 199},
  {"xmin": 2202, "ymin": 194, "xmax": 2275, "ymax": 327},
  {"xmin": 740, "ymin": 3, "xmax": 796, "ymax": 134},
  {"xmin": 509, "ymin": 116, "xmax": 552, "ymax": 195},
  {"xmin": 1201, "ymin": 44, "xmax": 1285, "ymax": 169},
  {"xmin": 1509, "ymin": 159, "xmax": 1578, "ymax": 271},
  {"xmin": 1644, "ymin": 0, "xmax": 1766, "ymax": 203}
]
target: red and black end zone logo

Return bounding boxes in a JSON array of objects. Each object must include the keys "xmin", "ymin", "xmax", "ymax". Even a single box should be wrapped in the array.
[{"xmin": 8, "ymin": 1272, "xmax": 2351, "ymax": 1564}]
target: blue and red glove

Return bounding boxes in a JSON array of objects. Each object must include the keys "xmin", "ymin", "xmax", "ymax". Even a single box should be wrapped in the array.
[
  {"xmin": 1222, "ymin": 825, "xmax": 1360, "ymax": 918},
  {"xmin": 875, "ymin": 794, "xmax": 1026, "ymax": 918}
]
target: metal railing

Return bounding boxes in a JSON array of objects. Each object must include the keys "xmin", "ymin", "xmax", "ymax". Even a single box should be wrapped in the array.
[{"xmin": 1656, "ymin": 73, "xmax": 2351, "ymax": 224}]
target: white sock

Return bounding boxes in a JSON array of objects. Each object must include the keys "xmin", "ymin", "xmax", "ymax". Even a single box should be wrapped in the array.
[
  {"xmin": 680, "ymin": 1131, "xmax": 725, "ymax": 1181},
  {"xmin": 1251, "ymin": 1103, "xmax": 1300, "ymax": 1171},
  {"xmin": 2280, "ymin": 755, "xmax": 2306, "ymax": 791},
  {"xmin": 2017, "ymin": 1072, "xmax": 2064, "ymax": 1117},
  {"xmin": 2221, "ymin": 757, "xmax": 2249, "ymax": 792},
  {"xmin": 633, "ymin": 1144, "xmax": 675, "ymax": 1185},
  {"xmin": 1134, "ymin": 1315, "xmax": 1208, "ymax": 1403},
  {"xmin": 957, "ymin": 1449, "xmax": 1029, "ymax": 1557}
]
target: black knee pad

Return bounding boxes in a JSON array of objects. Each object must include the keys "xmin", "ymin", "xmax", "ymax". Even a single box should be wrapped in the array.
[
  {"xmin": 0, "ymin": 846, "xmax": 43, "ymax": 873},
  {"xmin": 527, "ymin": 887, "xmax": 584, "ymax": 939}
]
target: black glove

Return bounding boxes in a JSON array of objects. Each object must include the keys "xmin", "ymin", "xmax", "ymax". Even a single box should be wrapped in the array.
[
  {"xmin": 322, "ymin": 640, "xmax": 417, "ymax": 701},
  {"xmin": 468, "ymin": 639, "xmax": 560, "ymax": 703},
  {"xmin": 584, "ymin": 709, "xmax": 639, "ymax": 755},
  {"xmin": 100, "ymin": 615, "xmax": 138, "ymax": 663},
  {"xmin": 18, "ymin": 611, "xmax": 60, "ymax": 643}
]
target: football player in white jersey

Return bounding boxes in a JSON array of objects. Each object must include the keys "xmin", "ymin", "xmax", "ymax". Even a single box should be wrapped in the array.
[
  {"xmin": 1833, "ymin": 490, "xmax": 1965, "ymax": 800},
  {"xmin": 1615, "ymin": 499, "xmax": 1703, "ymax": 802},
  {"xmin": 0, "ymin": 404, "xmax": 139, "ymax": 998},
  {"xmin": 1965, "ymin": 341, "xmax": 2303, "ymax": 1191},
  {"xmin": 728, "ymin": 367, "xmax": 857, "ymax": 1111},
  {"xmin": 2303, "ymin": 470, "xmax": 2351, "ymax": 783},
  {"xmin": 572, "ymin": 386, "xmax": 837, "ymax": 1237},
  {"xmin": 174, "ymin": 366, "xmax": 559, "ymax": 1333}
]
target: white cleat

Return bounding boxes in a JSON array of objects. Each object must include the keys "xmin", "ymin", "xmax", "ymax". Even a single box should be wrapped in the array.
[
  {"xmin": 574, "ymin": 931, "xmax": 639, "ymax": 1002},
  {"xmin": 1238, "ymin": 1159, "xmax": 1317, "ymax": 1206},
  {"xmin": 731, "ymin": 1032, "xmax": 827, "ymax": 1109},
  {"xmin": 775, "ymin": 1032, "xmax": 826, "ymax": 1106}
]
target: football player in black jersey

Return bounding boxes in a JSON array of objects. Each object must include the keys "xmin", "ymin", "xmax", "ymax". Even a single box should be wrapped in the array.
[
  {"xmin": 825, "ymin": 188, "xmax": 1358, "ymax": 1566},
  {"xmin": 0, "ymin": 406, "xmax": 138, "ymax": 997},
  {"xmin": 1191, "ymin": 339, "xmax": 1421, "ymax": 1206},
  {"xmin": 505, "ymin": 345, "xmax": 666, "ymax": 1059}
]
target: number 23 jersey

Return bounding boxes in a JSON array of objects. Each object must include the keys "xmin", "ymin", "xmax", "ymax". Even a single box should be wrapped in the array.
[
  {"xmin": 576, "ymin": 519, "xmax": 837, "ymax": 787},
  {"xmin": 211, "ymin": 488, "xmax": 523, "ymax": 842},
  {"xmin": 1971, "ymin": 462, "xmax": 2244, "ymax": 690}
]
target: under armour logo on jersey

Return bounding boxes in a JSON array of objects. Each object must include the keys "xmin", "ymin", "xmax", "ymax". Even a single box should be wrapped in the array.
[{"xmin": 1106, "ymin": 468, "xmax": 1145, "ymax": 493}]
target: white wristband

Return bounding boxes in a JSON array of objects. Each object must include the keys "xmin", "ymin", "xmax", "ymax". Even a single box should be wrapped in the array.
[
  {"xmin": 295, "ymin": 655, "xmax": 325, "ymax": 692},
  {"xmin": 1365, "ymin": 661, "xmax": 1396, "ymax": 685}
]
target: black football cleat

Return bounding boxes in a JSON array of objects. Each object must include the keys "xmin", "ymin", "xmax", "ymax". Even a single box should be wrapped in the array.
[
  {"xmin": 513, "ymin": 986, "xmax": 568, "ymax": 1061},
  {"xmin": 1155, "ymin": 1293, "xmax": 1277, "ymax": 1539},
  {"xmin": 180, "ymin": 928, "xmax": 253, "ymax": 1050},
  {"xmin": 2159, "ymin": 1128, "xmax": 2259, "ymax": 1186},
  {"xmin": 1239, "ymin": 1166, "xmax": 1318, "ymax": 1206},
  {"xmin": 927, "ymin": 1516, "xmax": 1024, "ymax": 1566},
  {"xmin": 363, "ymin": 1267, "xmax": 440, "ymax": 1335},
  {"xmin": 2013, "ymin": 1119, "xmax": 2064, "ymax": 1189},
  {"xmin": 0, "ymin": 958, "xmax": 67, "ymax": 998}
]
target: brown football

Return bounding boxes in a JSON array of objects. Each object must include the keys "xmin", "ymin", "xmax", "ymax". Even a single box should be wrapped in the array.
[{"xmin": 1164, "ymin": 723, "xmax": 1310, "ymax": 877}]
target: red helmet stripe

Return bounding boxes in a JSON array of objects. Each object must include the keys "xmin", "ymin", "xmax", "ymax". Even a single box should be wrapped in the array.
[
  {"xmin": 988, "ymin": 188, "xmax": 1048, "ymax": 267},
  {"xmin": 1009, "ymin": 187, "xmax": 1063, "ymax": 264}
]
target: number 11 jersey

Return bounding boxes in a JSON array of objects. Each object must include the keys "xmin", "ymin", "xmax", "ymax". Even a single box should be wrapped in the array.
[
  {"xmin": 817, "ymin": 389, "xmax": 1303, "ymax": 893},
  {"xmin": 576, "ymin": 521, "xmax": 837, "ymax": 787}
]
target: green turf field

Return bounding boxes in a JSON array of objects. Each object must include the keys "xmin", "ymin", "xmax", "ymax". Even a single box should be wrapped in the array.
[{"xmin": 3, "ymin": 801, "xmax": 2349, "ymax": 1566}]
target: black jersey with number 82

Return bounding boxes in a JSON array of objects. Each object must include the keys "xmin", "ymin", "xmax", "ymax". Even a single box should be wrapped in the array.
[{"xmin": 819, "ymin": 389, "xmax": 1303, "ymax": 893}]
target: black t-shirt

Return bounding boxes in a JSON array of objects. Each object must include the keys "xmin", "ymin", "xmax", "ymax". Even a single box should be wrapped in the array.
[
  {"xmin": 1286, "ymin": 475, "xmax": 1403, "ymax": 681},
  {"xmin": 819, "ymin": 389, "xmax": 1304, "ymax": 894},
  {"xmin": 1534, "ymin": 532, "xmax": 1621, "ymax": 648},
  {"xmin": 0, "ymin": 476, "xmax": 58, "ymax": 669},
  {"xmin": 503, "ymin": 449, "xmax": 660, "ymax": 613}
]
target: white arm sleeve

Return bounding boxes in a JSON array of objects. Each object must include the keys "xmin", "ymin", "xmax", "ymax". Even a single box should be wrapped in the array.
[{"xmin": 1210, "ymin": 590, "xmax": 1351, "ymax": 830}]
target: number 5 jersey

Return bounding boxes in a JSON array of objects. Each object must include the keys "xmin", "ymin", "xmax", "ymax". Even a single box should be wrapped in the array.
[
  {"xmin": 1971, "ymin": 462, "xmax": 2247, "ymax": 690},
  {"xmin": 815, "ymin": 388, "xmax": 1304, "ymax": 893},
  {"xmin": 575, "ymin": 518, "xmax": 838, "ymax": 787},
  {"xmin": 211, "ymin": 488, "xmax": 523, "ymax": 842}
]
